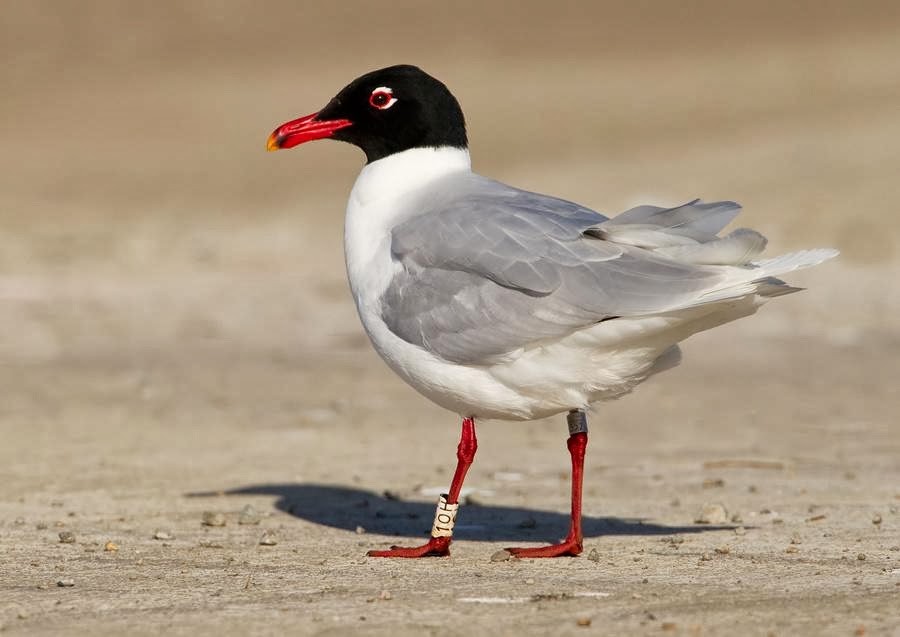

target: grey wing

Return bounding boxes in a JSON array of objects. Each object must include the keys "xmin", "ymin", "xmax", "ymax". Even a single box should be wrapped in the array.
[{"xmin": 383, "ymin": 176, "xmax": 755, "ymax": 364}]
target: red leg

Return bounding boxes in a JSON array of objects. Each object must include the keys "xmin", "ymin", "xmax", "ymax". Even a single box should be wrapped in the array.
[
  {"xmin": 368, "ymin": 417, "xmax": 477, "ymax": 558},
  {"xmin": 506, "ymin": 412, "xmax": 588, "ymax": 558}
]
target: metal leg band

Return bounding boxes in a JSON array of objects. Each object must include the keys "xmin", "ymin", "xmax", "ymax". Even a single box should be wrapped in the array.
[{"xmin": 567, "ymin": 410, "xmax": 588, "ymax": 435}]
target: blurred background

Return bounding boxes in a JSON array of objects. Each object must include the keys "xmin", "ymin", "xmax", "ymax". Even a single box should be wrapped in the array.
[
  {"xmin": 1, "ymin": 1, "xmax": 899, "ymax": 431},
  {"xmin": 1, "ymin": 1, "xmax": 898, "ymax": 366},
  {"xmin": 2, "ymin": 6, "xmax": 898, "ymax": 630},
  {"xmin": 2, "ymin": 0, "xmax": 899, "ymax": 364}
]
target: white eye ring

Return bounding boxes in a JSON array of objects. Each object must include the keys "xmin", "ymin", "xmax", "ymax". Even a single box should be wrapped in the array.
[{"xmin": 369, "ymin": 86, "xmax": 398, "ymax": 110}]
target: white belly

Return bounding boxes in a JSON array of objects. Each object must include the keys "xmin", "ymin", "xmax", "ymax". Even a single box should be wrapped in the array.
[
  {"xmin": 350, "ymin": 278, "xmax": 754, "ymax": 421},
  {"xmin": 345, "ymin": 228, "xmax": 751, "ymax": 420},
  {"xmin": 341, "ymin": 147, "xmax": 761, "ymax": 421}
]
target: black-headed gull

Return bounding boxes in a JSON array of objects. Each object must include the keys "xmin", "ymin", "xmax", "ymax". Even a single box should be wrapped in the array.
[{"xmin": 267, "ymin": 65, "xmax": 837, "ymax": 558}]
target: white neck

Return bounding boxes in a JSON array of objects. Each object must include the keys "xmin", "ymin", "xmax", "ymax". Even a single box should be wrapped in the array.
[
  {"xmin": 349, "ymin": 146, "xmax": 472, "ymax": 208},
  {"xmin": 343, "ymin": 146, "xmax": 472, "ymax": 308}
]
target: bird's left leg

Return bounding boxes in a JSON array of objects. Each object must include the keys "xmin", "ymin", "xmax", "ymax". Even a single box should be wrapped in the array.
[
  {"xmin": 505, "ymin": 410, "xmax": 588, "ymax": 558},
  {"xmin": 367, "ymin": 417, "xmax": 477, "ymax": 558}
]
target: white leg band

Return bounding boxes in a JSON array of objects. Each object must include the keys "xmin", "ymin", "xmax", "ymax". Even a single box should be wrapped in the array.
[{"xmin": 430, "ymin": 494, "xmax": 459, "ymax": 538}]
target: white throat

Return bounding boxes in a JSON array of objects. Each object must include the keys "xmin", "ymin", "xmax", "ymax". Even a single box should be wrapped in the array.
[
  {"xmin": 349, "ymin": 146, "xmax": 471, "ymax": 208},
  {"xmin": 344, "ymin": 146, "xmax": 471, "ymax": 305}
]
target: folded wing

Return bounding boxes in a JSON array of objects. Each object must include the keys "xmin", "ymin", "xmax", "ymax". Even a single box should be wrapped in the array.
[{"xmin": 383, "ymin": 175, "xmax": 835, "ymax": 364}]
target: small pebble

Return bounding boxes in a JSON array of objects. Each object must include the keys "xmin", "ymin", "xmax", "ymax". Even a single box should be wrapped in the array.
[
  {"xmin": 238, "ymin": 505, "xmax": 261, "ymax": 525},
  {"xmin": 17, "ymin": 610, "xmax": 29, "ymax": 620},
  {"xmin": 786, "ymin": 546, "xmax": 799, "ymax": 554},
  {"xmin": 153, "ymin": 530, "xmax": 173, "ymax": 540},
  {"xmin": 715, "ymin": 546, "xmax": 731, "ymax": 555},
  {"xmin": 576, "ymin": 617, "xmax": 591, "ymax": 627},
  {"xmin": 104, "ymin": 541, "xmax": 119, "ymax": 552},
  {"xmin": 13, "ymin": 517, "xmax": 26, "ymax": 526},
  {"xmin": 379, "ymin": 590, "xmax": 392, "ymax": 601},
  {"xmin": 58, "ymin": 531, "xmax": 76, "ymax": 544},
  {"xmin": 525, "ymin": 578, "xmax": 534, "ymax": 585},
  {"xmin": 259, "ymin": 532, "xmax": 278, "ymax": 546},
  {"xmin": 35, "ymin": 522, "xmax": 48, "ymax": 530},
  {"xmin": 699, "ymin": 552, "xmax": 713, "ymax": 561},
  {"xmin": 734, "ymin": 526, "xmax": 747, "ymax": 536},
  {"xmin": 662, "ymin": 622, "xmax": 678, "ymax": 631},
  {"xmin": 872, "ymin": 514, "xmax": 882, "ymax": 526},
  {"xmin": 355, "ymin": 525, "xmax": 366, "ymax": 535},
  {"xmin": 702, "ymin": 478, "xmax": 725, "ymax": 489},
  {"xmin": 56, "ymin": 579, "xmax": 75, "ymax": 588},
  {"xmin": 201, "ymin": 512, "xmax": 226, "ymax": 527},
  {"xmin": 694, "ymin": 503, "xmax": 728, "ymax": 525},
  {"xmin": 490, "ymin": 549, "xmax": 513, "ymax": 562},
  {"xmin": 587, "ymin": 548, "xmax": 601, "ymax": 562},
  {"xmin": 857, "ymin": 553, "xmax": 866, "ymax": 561},
  {"xmin": 730, "ymin": 513, "xmax": 743, "ymax": 524}
]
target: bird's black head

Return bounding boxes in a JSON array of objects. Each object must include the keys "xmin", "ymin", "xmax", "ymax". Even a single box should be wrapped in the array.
[{"xmin": 267, "ymin": 65, "xmax": 467, "ymax": 163}]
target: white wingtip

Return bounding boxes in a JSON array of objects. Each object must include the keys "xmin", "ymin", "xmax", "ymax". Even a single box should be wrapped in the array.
[
  {"xmin": 696, "ymin": 247, "xmax": 838, "ymax": 304},
  {"xmin": 751, "ymin": 248, "xmax": 840, "ymax": 277}
]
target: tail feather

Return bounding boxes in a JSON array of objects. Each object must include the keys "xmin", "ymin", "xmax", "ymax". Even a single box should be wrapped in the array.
[
  {"xmin": 750, "ymin": 248, "xmax": 840, "ymax": 277},
  {"xmin": 698, "ymin": 248, "xmax": 839, "ymax": 303},
  {"xmin": 599, "ymin": 198, "xmax": 838, "ymax": 308},
  {"xmin": 654, "ymin": 228, "xmax": 768, "ymax": 265},
  {"xmin": 605, "ymin": 199, "xmax": 741, "ymax": 239},
  {"xmin": 753, "ymin": 278, "xmax": 804, "ymax": 299},
  {"xmin": 596, "ymin": 200, "xmax": 770, "ymax": 266}
]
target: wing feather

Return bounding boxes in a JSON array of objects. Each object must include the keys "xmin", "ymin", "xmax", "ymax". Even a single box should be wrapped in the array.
[{"xmin": 382, "ymin": 174, "xmax": 779, "ymax": 364}]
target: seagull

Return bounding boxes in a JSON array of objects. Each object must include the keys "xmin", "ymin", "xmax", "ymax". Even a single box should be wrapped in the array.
[{"xmin": 267, "ymin": 64, "xmax": 837, "ymax": 558}]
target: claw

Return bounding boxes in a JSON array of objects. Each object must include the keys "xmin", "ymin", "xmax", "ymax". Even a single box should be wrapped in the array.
[
  {"xmin": 367, "ymin": 536, "xmax": 451, "ymax": 558},
  {"xmin": 504, "ymin": 538, "xmax": 582, "ymax": 558}
]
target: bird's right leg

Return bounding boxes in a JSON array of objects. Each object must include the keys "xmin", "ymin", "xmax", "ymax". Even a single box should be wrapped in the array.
[
  {"xmin": 505, "ymin": 410, "xmax": 588, "ymax": 558},
  {"xmin": 367, "ymin": 417, "xmax": 477, "ymax": 558}
]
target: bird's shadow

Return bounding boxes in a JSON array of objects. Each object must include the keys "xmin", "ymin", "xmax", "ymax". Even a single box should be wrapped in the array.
[{"xmin": 188, "ymin": 483, "xmax": 732, "ymax": 542}]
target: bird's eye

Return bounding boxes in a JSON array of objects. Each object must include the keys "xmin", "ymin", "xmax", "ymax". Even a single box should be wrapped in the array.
[{"xmin": 368, "ymin": 87, "xmax": 397, "ymax": 110}]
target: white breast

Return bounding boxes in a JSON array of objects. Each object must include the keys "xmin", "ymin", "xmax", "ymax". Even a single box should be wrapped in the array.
[
  {"xmin": 343, "ymin": 147, "xmax": 539, "ymax": 418},
  {"xmin": 344, "ymin": 146, "xmax": 472, "ymax": 303},
  {"xmin": 340, "ymin": 147, "xmax": 749, "ymax": 420}
]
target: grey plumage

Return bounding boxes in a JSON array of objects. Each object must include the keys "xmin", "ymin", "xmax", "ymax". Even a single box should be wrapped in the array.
[{"xmin": 382, "ymin": 173, "xmax": 807, "ymax": 365}]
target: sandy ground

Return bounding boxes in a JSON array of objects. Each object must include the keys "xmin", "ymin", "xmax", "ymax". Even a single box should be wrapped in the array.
[{"xmin": 2, "ymin": 2, "xmax": 899, "ymax": 635}]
